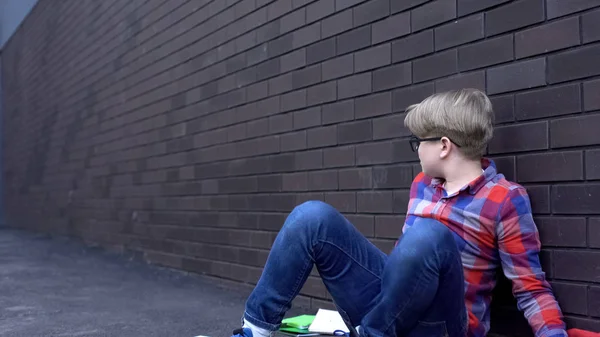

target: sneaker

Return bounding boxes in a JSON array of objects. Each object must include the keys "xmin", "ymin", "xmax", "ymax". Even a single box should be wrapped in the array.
[{"xmin": 231, "ymin": 328, "xmax": 253, "ymax": 337}]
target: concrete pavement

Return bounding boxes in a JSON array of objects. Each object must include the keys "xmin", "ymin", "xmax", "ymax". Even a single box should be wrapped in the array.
[{"xmin": 0, "ymin": 229, "xmax": 304, "ymax": 337}]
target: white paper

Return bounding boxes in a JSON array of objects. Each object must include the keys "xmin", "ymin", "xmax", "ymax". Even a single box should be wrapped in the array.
[{"xmin": 308, "ymin": 308, "xmax": 349, "ymax": 334}]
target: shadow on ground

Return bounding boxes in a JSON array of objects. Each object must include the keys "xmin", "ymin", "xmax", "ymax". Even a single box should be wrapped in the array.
[{"xmin": 0, "ymin": 229, "xmax": 303, "ymax": 337}]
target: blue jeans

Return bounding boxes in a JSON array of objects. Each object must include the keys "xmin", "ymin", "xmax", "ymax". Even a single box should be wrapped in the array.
[{"xmin": 244, "ymin": 201, "xmax": 468, "ymax": 337}]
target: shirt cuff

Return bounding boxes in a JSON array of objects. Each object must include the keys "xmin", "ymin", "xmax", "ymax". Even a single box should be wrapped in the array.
[{"xmin": 543, "ymin": 329, "xmax": 568, "ymax": 337}]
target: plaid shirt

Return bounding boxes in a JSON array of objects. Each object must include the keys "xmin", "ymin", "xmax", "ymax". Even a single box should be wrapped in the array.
[{"xmin": 403, "ymin": 158, "xmax": 567, "ymax": 337}]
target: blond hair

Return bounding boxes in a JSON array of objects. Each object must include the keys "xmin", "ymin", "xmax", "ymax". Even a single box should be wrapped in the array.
[{"xmin": 404, "ymin": 88, "xmax": 494, "ymax": 159}]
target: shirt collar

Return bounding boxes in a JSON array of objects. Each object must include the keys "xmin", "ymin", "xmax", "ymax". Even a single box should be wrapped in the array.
[{"xmin": 430, "ymin": 158, "xmax": 497, "ymax": 195}]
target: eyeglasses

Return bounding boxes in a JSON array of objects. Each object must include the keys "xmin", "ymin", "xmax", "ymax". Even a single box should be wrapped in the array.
[{"xmin": 408, "ymin": 136, "xmax": 462, "ymax": 152}]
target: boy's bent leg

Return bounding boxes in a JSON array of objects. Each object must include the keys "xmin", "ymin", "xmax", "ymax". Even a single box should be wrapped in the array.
[
  {"xmin": 361, "ymin": 218, "xmax": 467, "ymax": 337},
  {"xmin": 243, "ymin": 200, "xmax": 386, "ymax": 333}
]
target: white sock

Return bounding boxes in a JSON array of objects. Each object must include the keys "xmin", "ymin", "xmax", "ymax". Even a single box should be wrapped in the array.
[{"xmin": 242, "ymin": 319, "xmax": 273, "ymax": 337}]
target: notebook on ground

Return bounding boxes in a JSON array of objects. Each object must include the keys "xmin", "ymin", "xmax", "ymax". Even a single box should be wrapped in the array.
[{"xmin": 308, "ymin": 309, "xmax": 350, "ymax": 335}]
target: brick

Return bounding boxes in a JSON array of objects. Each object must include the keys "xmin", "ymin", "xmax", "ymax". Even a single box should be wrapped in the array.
[
  {"xmin": 335, "ymin": 0, "xmax": 366, "ymax": 11},
  {"xmin": 324, "ymin": 192, "xmax": 356, "ymax": 212},
  {"xmin": 435, "ymin": 14, "xmax": 484, "ymax": 51},
  {"xmin": 357, "ymin": 191, "xmax": 394, "ymax": 213},
  {"xmin": 247, "ymin": 118, "xmax": 270, "ymax": 138},
  {"xmin": 582, "ymin": 9, "xmax": 600, "ymax": 43},
  {"xmin": 354, "ymin": 44, "xmax": 391, "ymax": 73},
  {"xmin": 347, "ymin": 214, "xmax": 375, "ymax": 237},
  {"xmin": 280, "ymin": 89, "xmax": 307, "ymax": 112},
  {"xmin": 322, "ymin": 9, "xmax": 353, "ymax": 39},
  {"xmin": 322, "ymin": 99, "xmax": 355, "ymax": 125},
  {"xmin": 308, "ymin": 170, "xmax": 338, "ymax": 190},
  {"xmin": 393, "ymin": 189, "xmax": 411, "ymax": 213},
  {"xmin": 307, "ymin": 0, "xmax": 334, "ymax": 23},
  {"xmin": 373, "ymin": 113, "xmax": 411, "ymax": 140},
  {"xmin": 372, "ymin": 12, "xmax": 411, "ymax": 44},
  {"xmin": 355, "ymin": 92, "xmax": 392, "ymax": 119},
  {"xmin": 375, "ymin": 215, "xmax": 404, "ymax": 238},
  {"xmin": 535, "ymin": 217, "xmax": 587, "ymax": 247},
  {"xmin": 373, "ymin": 165, "xmax": 413, "ymax": 189},
  {"xmin": 487, "ymin": 58, "xmax": 546, "ymax": 95},
  {"xmin": 550, "ymin": 115, "xmax": 600, "ymax": 148},
  {"xmin": 308, "ymin": 125, "xmax": 337, "ymax": 148},
  {"xmin": 339, "ymin": 167, "xmax": 372, "ymax": 189},
  {"xmin": 391, "ymin": 0, "xmax": 430, "ymax": 14},
  {"xmin": 554, "ymin": 250, "xmax": 600, "ymax": 282},
  {"xmin": 550, "ymin": 282, "xmax": 588, "ymax": 315},
  {"xmin": 323, "ymin": 146, "xmax": 355, "ymax": 168},
  {"xmin": 269, "ymin": 73, "xmax": 293, "ymax": 96},
  {"xmin": 322, "ymin": 54, "xmax": 354, "ymax": 81},
  {"xmin": 515, "ymin": 84, "xmax": 582, "ymax": 121},
  {"xmin": 392, "ymin": 83, "xmax": 435, "ymax": 112},
  {"xmin": 515, "ymin": 17, "xmax": 580, "ymax": 59},
  {"xmin": 256, "ymin": 58, "xmax": 281, "ymax": 81},
  {"xmin": 413, "ymin": 49, "xmax": 458, "ymax": 83},
  {"xmin": 268, "ymin": 0, "xmax": 293, "ymax": 20},
  {"xmin": 586, "ymin": 150, "xmax": 600, "ymax": 180},
  {"xmin": 491, "ymin": 155, "xmax": 516, "ymax": 181},
  {"xmin": 269, "ymin": 113, "xmax": 294, "ymax": 133},
  {"xmin": 392, "ymin": 30, "xmax": 434, "ymax": 63},
  {"xmin": 296, "ymin": 150, "xmax": 324, "ymax": 170},
  {"xmin": 293, "ymin": 107, "xmax": 322, "ymax": 130},
  {"xmin": 584, "ymin": 79, "xmax": 600, "ymax": 111},
  {"xmin": 337, "ymin": 120, "xmax": 372, "ymax": 144},
  {"xmin": 247, "ymin": 81, "xmax": 269, "ymax": 101},
  {"xmin": 258, "ymin": 175, "xmax": 283, "ymax": 192},
  {"xmin": 490, "ymin": 95, "xmax": 515, "ymax": 124},
  {"xmin": 548, "ymin": 45, "xmax": 600, "ymax": 84},
  {"xmin": 517, "ymin": 151, "xmax": 583, "ymax": 183},
  {"xmin": 489, "ymin": 121, "xmax": 548, "ymax": 154},
  {"xmin": 547, "ymin": 0, "xmax": 600, "ymax": 19},
  {"xmin": 293, "ymin": 22, "xmax": 321, "ymax": 48},
  {"xmin": 292, "ymin": 65, "xmax": 321, "ymax": 89},
  {"xmin": 337, "ymin": 73, "xmax": 372, "ymax": 99},
  {"xmin": 336, "ymin": 25, "xmax": 371, "ymax": 55},
  {"xmin": 458, "ymin": 34, "xmax": 514, "ymax": 71},
  {"xmin": 553, "ymin": 184, "xmax": 600, "ymax": 214},
  {"xmin": 526, "ymin": 185, "xmax": 551, "ymax": 214},
  {"xmin": 485, "ymin": 0, "xmax": 545, "ymax": 37},
  {"xmin": 353, "ymin": 0, "xmax": 389, "ymax": 27},
  {"xmin": 281, "ymin": 7, "xmax": 306, "ymax": 34},
  {"xmin": 589, "ymin": 286, "xmax": 600, "ymax": 317},
  {"xmin": 373, "ymin": 63, "xmax": 412, "ymax": 92},
  {"xmin": 591, "ymin": 218, "xmax": 600, "ymax": 248},
  {"xmin": 355, "ymin": 140, "xmax": 416, "ymax": 165},
  {"xmin": 307, "ymin": 38, "xmax": 336, "ymax": 64},
  {"xmin": 307, "ymin": 81, "xmax": 337, "ymax": 106},
  {"xmin": 565, "ymin": 317, "xmax": 600, "ymax": 332},
  {"xmin": 269, "ymin": 33, "xmax": 294, "ymax": 58},
  {"xmin": 435, "ymin": 71, "xmax": 485, "ymax": 93},
  {"xmin": 458, "ymin": 0, "xmax": 511, "ymax": 15},
  {"xmin": 283, "ymin": 172, "xmax": 308, "ymax": 191},
  {"xmin": 411, "ymin": 0, "xmax": 457, "ymax": 32},
  {"xmin": 281, "ymin": 48, "xmax": 307, "ymax": 73}
]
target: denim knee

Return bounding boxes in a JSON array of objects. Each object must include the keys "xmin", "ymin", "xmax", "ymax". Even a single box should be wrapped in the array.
[
  {"xmin": 390, "ymin": 218, "xmax": 457, "ymax": 265},
  {"xmin": 283, "ymin": 200, "xmax": 343, "ymax": 234}
]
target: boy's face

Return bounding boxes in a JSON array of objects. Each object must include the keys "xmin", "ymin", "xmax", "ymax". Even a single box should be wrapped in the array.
[{"xmin": 417, "ymin": 138, "xmax": 445, "ymax": 178}]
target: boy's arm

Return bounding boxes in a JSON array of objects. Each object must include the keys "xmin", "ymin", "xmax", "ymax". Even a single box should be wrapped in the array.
[{"xmin": 496, "ymin": 187, "xmax": 567, "ymax": 337}]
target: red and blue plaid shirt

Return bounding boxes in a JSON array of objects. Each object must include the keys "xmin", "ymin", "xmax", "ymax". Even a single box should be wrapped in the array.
[{"xmin": 403, "ymin": 158, "xmax": 567, "ymax": 337}]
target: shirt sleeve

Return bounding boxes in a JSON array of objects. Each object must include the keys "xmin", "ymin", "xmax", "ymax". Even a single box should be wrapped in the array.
[{"xmin": 495, "ymin": 187, "xmax": 567, "ymax": 337}]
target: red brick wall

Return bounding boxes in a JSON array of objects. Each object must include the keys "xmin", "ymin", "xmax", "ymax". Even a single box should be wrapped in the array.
[{"xmin": 2, "ymin": 0, "xmax": 600, "ymax": 334}]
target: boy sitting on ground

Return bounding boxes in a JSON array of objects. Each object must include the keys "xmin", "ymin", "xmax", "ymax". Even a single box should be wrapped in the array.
[{"xmin": 231, "ymin": 89, "xmax": 567, "ymax": 337}]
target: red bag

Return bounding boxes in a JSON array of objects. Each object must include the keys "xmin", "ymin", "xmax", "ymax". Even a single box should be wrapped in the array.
[{"xmin": 568, "ymin": 329, "xmax": 600, "ymax": 337}]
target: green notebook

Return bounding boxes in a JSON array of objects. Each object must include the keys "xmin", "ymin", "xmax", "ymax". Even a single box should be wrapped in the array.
[{"xmin": 279, "ymin": 314, "xmax": 316, "ymax": 333}]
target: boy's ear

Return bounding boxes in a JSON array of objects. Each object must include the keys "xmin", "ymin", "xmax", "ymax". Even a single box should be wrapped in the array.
[{"xmin": 439, "ymin": 137, "xmax": 452, "ymax": 158}]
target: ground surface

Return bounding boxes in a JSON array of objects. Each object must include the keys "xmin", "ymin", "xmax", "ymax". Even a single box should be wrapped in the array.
[{"xmin": 0, "ymin": 228, "xmax": 303, "ymax": 337}]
